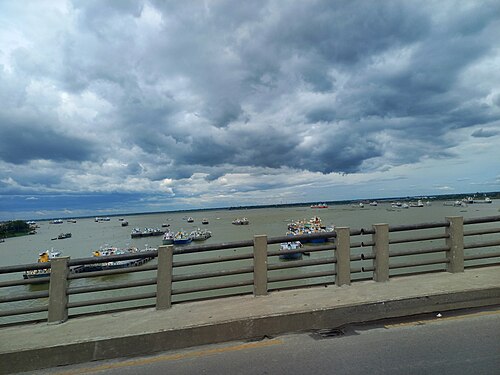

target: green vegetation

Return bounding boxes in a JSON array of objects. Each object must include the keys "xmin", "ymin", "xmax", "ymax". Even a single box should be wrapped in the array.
[{"xmin": 0, "ymin": 220, "xmax": 31, "ymax": 239}]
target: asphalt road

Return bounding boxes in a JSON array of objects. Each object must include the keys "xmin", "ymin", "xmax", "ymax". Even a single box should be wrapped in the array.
[{"xmin": 20, "ymin": 307, "xmax": 500, "ymax": 375}]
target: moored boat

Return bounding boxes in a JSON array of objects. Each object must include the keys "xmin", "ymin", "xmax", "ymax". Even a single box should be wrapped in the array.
[
  {"xmin": 190, "ymin": 228, "xmax": 212, "ymax": 241},
  {"xmin": 73, "ymin": 246, "xmax": 156, "ymax": 272},
  {"xmin": 57, "ymin": 232, "xmax": 72, "ymax": 239},
  {"xmin": 173, "ymin": 231, "xmax": 192, "ymax": 245},
  {"xmin": 311, "ymin": 203, "xmax": 328, "ymax": 209},
  {"xmin": 162, "ymin": 230, "xmax": 174, "ymax": 245},
  {"xmin": 232, "ymin": 218, "xmax": 249, "ymax": 225},
  {"xmin": 201, "ymin": 218, "xmax": 209, "ymax": 225},
  {"xmin": 279, "ymin": 241, "xmax": 303, "ymax": 260},
  {"xmin": 23, "ymin": 249, "xmax": 62, "ymax": 279}
]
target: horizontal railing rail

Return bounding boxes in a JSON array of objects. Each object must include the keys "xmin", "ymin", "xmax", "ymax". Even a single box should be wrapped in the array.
[{"xmin": 0, "ymin": 215, "xmax": 499, "ymax": 326}]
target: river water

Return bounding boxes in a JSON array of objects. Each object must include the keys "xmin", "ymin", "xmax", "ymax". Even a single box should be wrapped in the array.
[{"xmin": 1, "ymin": 199, "xmax": 499, "ymax": 324}]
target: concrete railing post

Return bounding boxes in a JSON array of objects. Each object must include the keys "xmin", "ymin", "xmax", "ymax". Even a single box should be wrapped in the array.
[
  {"xmin": 335, "ymin": 227, "xmax": 351, "ymax": 286},
  {"xmin": 446, "ymin": 216, "xmax": 464, "ymax": 273},
  {"xmin": 372, "ymin": 224, "xmax": 390, "ymax": 282},
  {"xmin": 253, "ymin": 235, "xmax": 268, "ymax": 296},
  {"xmin": 156, "ymin": 245, "xmax": 174, "ymax": 309},
  {"xmin": 48, "ymin": 256, "xmax": 70, "ymax": 324}
]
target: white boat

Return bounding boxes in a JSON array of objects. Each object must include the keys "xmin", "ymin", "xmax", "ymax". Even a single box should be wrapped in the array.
[
  {"xmin": 162, "ymin": 231, "xmax": 174, "ymax": 245},
  {"xmin": 190, "ymin": 228, "xmax": 212, "ymax": 241},
  {"xmin": 232, "ymin": 218, "xmax": 249, "ymax": 225},
  {"xmin": 311, "ymin": 203, "xmax": 328, "ymax": 209},
  {"xmin": 279, "ymin": 241, "xmax": 303, "ymax": 260},
  {"xmin": 369, "ymin": 201, "xmax": 378, "ymax": 206}
]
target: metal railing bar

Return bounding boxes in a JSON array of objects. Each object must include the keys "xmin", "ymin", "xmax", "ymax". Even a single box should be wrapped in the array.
[
  {"xmin": 268, "ymin": 270, "xmax": 336, "ymax": 283},
  {"xmin": 464, "ymin": 216, "xmax": 500, "ymax": 225},
  {"xmin": 389, "ymin": 221, "xmax": 449, "ymax": 232},
  {"xmin": 465, "ymin": 261, "xmax": 500, "ymax": 269},
  {"xmin": 172, "ymin": 279, "xmax": 254, "ymax": 295},
  {"xmin": 68, "ymin": 264, "xmax": 157, "ymax": 280},
  {"xmin": 0, "ymin": 305, "xmax": 48, "ymax": 318},
  {"xmin": 67, "ymin": 278, "xmax": 158, "ymax": 295},
  {"xmin": 389, "ymin": 233, "xmax": 449, "ymax": 244},
  {"xmin": 464, "ymin": 239, "xmax": 500, "ymax": 249},
  {"xmin": 0, "ymin": 263, "xmax": 53, "ymax": 274},
  {"xmin": 389, "ymin": 246, "xmax": 450, "ymax": 258},
  {"xmin": 267, "ymin": 245, "xmax": 334, "ymax": 257},
  {"xmin": 268, "ymin": 257, "xmax": 336, "ymax": 271},
  {"xmin": 173, "ymin": 253, "xmax": 254, "ymax": 268},
  {"xmin": 0, "ymin": 290, "xmax": 49, "ymax": 303},
  {"xmin": 173, "ymin": 240, "xmax": 254, "ymax": 254},
  {"xmin": 172, "ymin": 290, "xmax": 253, "ymax": 304},
  {"xmin": 67, "ymin": 252, "xmax": 157, "ymax": 267},
  {"xmin": 67, "ymin": 292, "xmax": 157, "ymax": 308},
  {"xmin": 172, "ymin": 266, "xmax": 254, "ymax": 282},
  {"xmin": 268, "ymin": 279, "xmax": 336, "ymax": 292},
  {"xmin": 389, "ymin": 258, "xmax": 449, "ymax": 269},
  {"xmin": 0, "ymin": 277, "xmax": 52, "ymax": 288},
  {"xmin": 464, "ymin": 228, "xmax": 500, "ymax": 236},
  {"xmin": 464, "ymin": 252, "xmax": 500, "ymax": 261}
]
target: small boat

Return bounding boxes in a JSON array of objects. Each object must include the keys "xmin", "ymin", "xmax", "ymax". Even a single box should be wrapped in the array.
[
  {"xmin": 121, "ymin": 221, "xmax": 129, "ymax": 227},
  {"xmin": 173, "ymin": 231, "xmax": 192, "ymax": 245},
  {"xmin": 369, "ymin": 201, "xmax": 378, "ymax": 206},
  {"xmin": 201, "ymin": 218, "xmax": 209, "ymax": 225},
  {"xmin": 57, "ymin": 232, "xmax": 72, "ymax": 240},
  {"xmin": 23, "ymin": 250, "xmax": 62, "ymax": 279},
  {"xmin": 190, "ymin": 228, "xmax": 212, "ymax": 241},
  {"xmin": 279, "ymin": 241, "xmax": 303, "ymax": 260},
  {"xmin": 67, "ymin": 219, "xmax": 77, "ymax": 223},
  {"xmin": 162, "ymin": 231, "xmax": 174, "ymax": 245},
  {"xmin": 232, "ymin": 218, "xmax": 249, "ymax": 225},
  {"xmin": 187, "ymin": 217, "xmax": 194, "ymax": 223},
  {"xmin": 131, "ymin": 228, "xmax": 142, "ymax": 238},
  {"xmin": 161, "ymin": 223, "xmax": 170, "ymax": 227},
  {"xmin": 95, "ymin": 217, "xmax": 110, "ymax": 222},
  {"xmin": 311, "ymin": 203, "xmax": 328, "ymax": 209},
  {"xmin": 50, "ymin": 219, "xmax": 63, "ymax": 224}
]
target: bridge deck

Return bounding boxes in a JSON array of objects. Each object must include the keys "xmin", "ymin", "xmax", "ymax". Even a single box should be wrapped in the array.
[{"xmin": 1, "ymin": 266, "xmax": 499, "ymax": 374}]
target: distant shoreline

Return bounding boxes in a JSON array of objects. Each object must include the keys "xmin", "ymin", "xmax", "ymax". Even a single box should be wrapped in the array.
[{"xmin": 11, "ymin": 191, "xmax": 499, "ymax": 223}]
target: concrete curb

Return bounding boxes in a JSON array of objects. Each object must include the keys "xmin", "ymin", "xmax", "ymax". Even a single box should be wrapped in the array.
[{"xmin": 1, "ymin": 286, "xmax": 499, "ymax": 374}]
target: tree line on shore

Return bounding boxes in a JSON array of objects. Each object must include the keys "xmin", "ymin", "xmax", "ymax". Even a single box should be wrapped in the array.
[{"xmin": 0, "ymin": 221, "xmax": 30, "ymax": 239}]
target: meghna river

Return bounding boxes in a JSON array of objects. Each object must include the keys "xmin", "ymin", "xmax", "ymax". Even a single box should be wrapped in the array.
[{"xmin": 1, "ymin": 199, "xmax": 499, "ymax": 324}]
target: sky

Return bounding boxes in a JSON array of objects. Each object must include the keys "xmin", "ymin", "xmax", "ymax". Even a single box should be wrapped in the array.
[{"xmin": 1, "ymin": 0, "xmax": 500, "ymax": 220}]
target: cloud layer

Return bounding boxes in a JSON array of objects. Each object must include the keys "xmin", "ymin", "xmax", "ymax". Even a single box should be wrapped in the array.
[{"xmin": 1, "ymin": 0, "xmax": 499, "ymax": 218}]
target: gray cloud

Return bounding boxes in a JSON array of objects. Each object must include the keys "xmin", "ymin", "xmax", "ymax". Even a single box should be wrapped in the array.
[{"xmin": 0, "ymin": 0, "xmax": 499, "ymax": 205}]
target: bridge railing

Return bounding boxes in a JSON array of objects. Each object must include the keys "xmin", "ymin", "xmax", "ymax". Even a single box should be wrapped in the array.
[{"xmin": 0, "ymin": 215, "xmax": 499, "ymax": 326}]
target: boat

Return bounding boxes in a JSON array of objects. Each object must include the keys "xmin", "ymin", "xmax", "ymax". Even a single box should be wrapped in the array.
[
  {"xmin": 190, "ymin": 228, "xmax": 212, "ymax": 241},
  {"xmin": 173, "ymin": 231, "xmax": 192, "ymax": 245},
  {"xmin": 130, "ymin": 227, "xmax": 164, "ymax": 238},
  {"xmin": 73, "ymin": 246, "xmax": 156, "ymax": 272},
  {"xmin": 286, "ymin": 217, "xmax": 332, "ymax": 243},
  {"xmin": 473, "ymin": 197, "xmax": 492, "ymax": 204},
  {"xmin": 23, "ymin": 250, "xmax": 62, "ymax": 279},
  {"xmin": 187, "ymin": 217, "xmax": 194, "ymax": 223},
  {"xmin": 161, "ymin": 222, "xmax": 170, "ymax": 227},
  {"xmin": 232, "ymin": 218, "xmax": 249, "ymax": 225},
  {"xmin": 131, "ymin": 228, "xmax": 142, "ymax": 238},
  {"xmin": 121, "ymin": 221, "xmax": 129, "ymax": 227},
  {"xmin": 279, "ymin": 241, "xmax": 303, "ymax": 260},
  {"xmin": 95, "ymin": 217, "xmax": 110, "ymax": 222},
  {"xmin": 201, "ymin": 218, "xmax": 209, "ymax": 225},
  {"xmin": 369, "ymin": 201, "xmax": 378, "ymax": 206},
  {"xmin": 67, "ymin": 219, "xmax": 77, "ymax": 223},
  {"xmin": 311, "ymin": 203, "xmax": 328, "ymax": 209},
  {"xmin": 57, "ymin": 232, "xmax": 72, "ymax": 240},
  {"xmin": 50, "ymin": 219, "xmax": 63, "ymax": 224},
  {"xmin": 162, "ymin": 230, "xmax": 174, "ymax": 245}
]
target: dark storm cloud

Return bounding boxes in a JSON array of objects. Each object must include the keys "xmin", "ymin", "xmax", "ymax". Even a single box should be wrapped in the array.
[
  {"xmin": 0, "ymin": 115, "xmax": 96, "ymax": 165},
  {"xmin": 1, "ymin": 0, "xmax": 499, "ymax": 200},
  {"xmin": 471, "ymin": 128, "xmax": 499, "ymax": 138}
]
